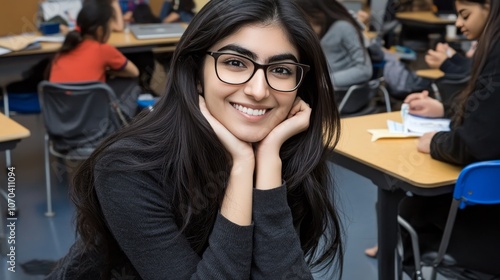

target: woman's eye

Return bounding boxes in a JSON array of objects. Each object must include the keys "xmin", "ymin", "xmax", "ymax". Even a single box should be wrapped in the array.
[
  {"xmin": 270, "ymin": 65, "xmax": 293, "ymax": 76},
  {"xmin": 222, "ymin": 58, "xmax": 248, "ymax": 69}
]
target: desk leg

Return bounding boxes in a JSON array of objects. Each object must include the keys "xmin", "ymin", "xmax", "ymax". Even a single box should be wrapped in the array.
[{"xmin": 377, "ymin": 188, "xmax": 405, "ymax": 280}]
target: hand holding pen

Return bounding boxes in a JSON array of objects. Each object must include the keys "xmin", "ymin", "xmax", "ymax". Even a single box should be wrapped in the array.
[{"xmin": 403, "ymin": 90, "xmax": 445, "ymax": 118}]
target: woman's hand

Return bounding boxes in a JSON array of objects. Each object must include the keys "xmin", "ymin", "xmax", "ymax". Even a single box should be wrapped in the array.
[
  {"xmin": 417, "ymin": 131, "xmax": 437, "ymax": 154},
  {"xmin": 404, "ymin": 90, "xmax": 445, "ymax": 118},
  {"xmin": 254, "ymin": 97, "xmax": 311, "ymax": 190},
  {"xmin": 198, "ymin": 96, "xmax": 254, "ymax": 163},
  {"xmin": 257, "ymin": 97, "xmax": 311, "ymax": 154},
  {"xmin": 425, "ymin": 49, "xmax": 448, "ymax": 69}
]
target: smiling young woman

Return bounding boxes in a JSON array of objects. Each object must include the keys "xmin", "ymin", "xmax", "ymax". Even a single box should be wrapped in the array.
[{"xmin": 45, "ymin": 0, "xmax": 345, "ymax": 279}]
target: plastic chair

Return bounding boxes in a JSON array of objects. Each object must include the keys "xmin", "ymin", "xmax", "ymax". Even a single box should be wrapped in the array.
[
  {"xmin": 337, "ymin": 78, "xmax": 391, "ymax": 117},
  {"xmin": 398, "ymin": 160, "xmax": 500, "ymax": 280},
  {"xmin": 38, "ymin": 81, "xmax": 129, "ymax": 216}
]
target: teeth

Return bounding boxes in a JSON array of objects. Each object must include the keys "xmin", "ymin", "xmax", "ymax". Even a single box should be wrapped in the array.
[{"xmin": 233, "ymin": 104, "xmax": 267, "ymax": 116}]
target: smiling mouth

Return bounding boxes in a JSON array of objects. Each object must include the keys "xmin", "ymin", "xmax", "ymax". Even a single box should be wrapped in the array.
[{"xmin": 231, "ymin": 103, "xmax": 269, "ymax": 116}]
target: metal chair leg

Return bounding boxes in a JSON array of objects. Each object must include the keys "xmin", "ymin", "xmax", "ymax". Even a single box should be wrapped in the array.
[{"xmin": 44, "ymin": 134, "xmax": 55, "ymax": 217}]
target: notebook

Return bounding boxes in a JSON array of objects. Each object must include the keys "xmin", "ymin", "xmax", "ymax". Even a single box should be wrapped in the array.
[{"xmin": 130, "ymin": 23, "xmax": 186, "ymax": 40}]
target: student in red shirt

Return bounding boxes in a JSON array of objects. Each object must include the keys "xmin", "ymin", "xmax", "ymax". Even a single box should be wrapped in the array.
[{"xmin": 50, "ymin": 0, "xmax": 139, "ymax": 83}]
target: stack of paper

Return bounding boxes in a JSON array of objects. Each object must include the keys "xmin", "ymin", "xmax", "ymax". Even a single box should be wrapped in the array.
[{"xmin": 368, "ymin": 104, "xmax": 451, "ymax": 141}]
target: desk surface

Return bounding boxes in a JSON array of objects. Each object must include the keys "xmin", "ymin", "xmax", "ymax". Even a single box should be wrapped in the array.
[
  {"xmin": 416, "ymin": 68, "xmax": 445, "ymax": 79},
  {"xmin": 334, "ymin": 112, "xmax": 461, "ymax": 187},
  {"xmin": 0, "ymin": 113, "xmax": 31, "ymax": 142},
  {"xmin": 396, "ymin": 11, "xmax": 455, "ymax": 25},
  {"xmin": 2, "ymin": 31, "xmax": 181, "ymax": 57}
]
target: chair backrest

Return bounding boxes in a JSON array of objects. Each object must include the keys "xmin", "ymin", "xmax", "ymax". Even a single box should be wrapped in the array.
[
  {"xmin": 38, "ymin": 81, "xmax": 125, "ymax": 153},
  {"xmin": 338, "ymin": 80, "xmax": 379, "ymax": 115},
  {"xmin": 454, "ymin": 160, "xmax": 500, "ymax": 209},
  {"xmin": 434, "ymin": 74, "xmax": 470, "ymax": 105}
]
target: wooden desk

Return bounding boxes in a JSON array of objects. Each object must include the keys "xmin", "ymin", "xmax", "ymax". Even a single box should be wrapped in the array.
[
  {"xmin": 416, "ymin": 69, "xmax": 445, "ymax": 80},
  {"xmin": 396, "ymin": 12, "xmax": 455, "ymax": 26},
  {"xmin": 0, "ymin": 113, "xmax": 30, "ymax": 253},
  {"xmin": 0, "ymin": 113, "xmax": 31, "ymax": 150},
  {"xmin": 331, "ymin": 111, "xmax": 461, "ymax": 280},
  {"xmin": 0, "ymin": 31, "xmax": 182, "ymax": 114}
]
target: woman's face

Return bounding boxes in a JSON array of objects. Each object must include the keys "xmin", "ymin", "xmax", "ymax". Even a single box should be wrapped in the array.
[
  {"xmin": 202, "ymin": 23, "xmax": 300, "ymax": 143},
  {"xmin": 455, "ymin": 1, "xmax": 490, "ymax": 39}
]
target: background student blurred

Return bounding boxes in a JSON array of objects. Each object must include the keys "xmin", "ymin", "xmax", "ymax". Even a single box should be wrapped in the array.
[
  {"xmin": 400, "ymin": 0, "xmax": 500, "ymax": 275},
  {"xmin": 49, "ymin": 0, "xmax": 140, "ymax": 119},
  {"xmin": 160, "ymin": 0, "xmax": 196, "ymax": 23},
  {"xmin": 294, "ymin": 0, "xmax": 372, "ymax": 90}
]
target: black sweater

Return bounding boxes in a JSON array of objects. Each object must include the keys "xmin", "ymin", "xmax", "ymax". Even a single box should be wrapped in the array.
[
  {"xmin": 46, "ymin": 140, "xmax": 313, "ymax": 279},
  {"xmin": 431, "ymin": 41, "xmax": 500, "ymax": 165}
]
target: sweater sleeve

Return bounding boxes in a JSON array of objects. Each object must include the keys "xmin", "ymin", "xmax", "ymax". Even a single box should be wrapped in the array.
[
  {"xmin": 94, "ymin": 153, "xmax": 253, "ymax": 279},
  {"xmin": 430, "ymin": 42, "xmax": 500, "ymax": 165},
  {"xmin": 439, "ymin": 53, "xmax": 472, "ymax": 78},
  {"xmin": 251, "ymin": 184, "xmax": 313, "ymax": 279},
  {"xmin": 322, "ymin": 21, "xmax": 372, "ymax": 88}
]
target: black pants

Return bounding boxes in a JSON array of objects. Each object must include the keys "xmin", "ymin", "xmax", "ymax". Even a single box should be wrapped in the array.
[{"xmin": 399, "ymin": 194, "xmax": 500, "ymax": 275}]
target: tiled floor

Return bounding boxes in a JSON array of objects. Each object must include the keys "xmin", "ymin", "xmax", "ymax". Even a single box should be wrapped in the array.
[{"xmin": 1, "ymin": 113, "xmax": 446, "ymax": 280}]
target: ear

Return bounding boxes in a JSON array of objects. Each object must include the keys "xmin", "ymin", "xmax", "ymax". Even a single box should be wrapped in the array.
[{"xmin": 96, "ymin": 26, "xmax": 104, "ymax": 42}]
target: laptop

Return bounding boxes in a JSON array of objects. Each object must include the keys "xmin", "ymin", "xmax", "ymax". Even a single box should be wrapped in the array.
[{"xmin": 130, "ymin": 23, "xmax": 186, "ymax": 40}]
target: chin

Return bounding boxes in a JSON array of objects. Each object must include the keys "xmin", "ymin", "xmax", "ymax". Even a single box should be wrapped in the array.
[{"xmin": 234, "ymin": 130, "xmax": 269, "ymax": 143}]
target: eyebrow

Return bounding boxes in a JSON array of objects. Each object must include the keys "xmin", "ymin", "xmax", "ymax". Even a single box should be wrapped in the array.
[{"xmin": 217, "ymin": 44, "xmax": 299, "ymax": 63}]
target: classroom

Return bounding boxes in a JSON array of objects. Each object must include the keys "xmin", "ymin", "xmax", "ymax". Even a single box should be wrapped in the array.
[{"xmin": 1, "ymin": 0, "xmax": 499, "ymax": 279}]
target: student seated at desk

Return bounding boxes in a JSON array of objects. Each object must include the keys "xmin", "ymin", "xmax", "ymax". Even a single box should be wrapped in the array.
[
  {"xmin": 45, "ymin": 0, "xmax": 344, "ymax": 278},
  {"xmin": 294, "ymin": 0, "xmax": 372, "ymax": 90},
  {"xmin": 49, "ymin": 0, "xmax": 140, "ymax": 119},
  {"xmin": 400, "ymin": 0, "xmax": 500, "ymax": 275},
  {"xmin": 49, "ymin": 1, "xmax": 139, "ymax": 83}
]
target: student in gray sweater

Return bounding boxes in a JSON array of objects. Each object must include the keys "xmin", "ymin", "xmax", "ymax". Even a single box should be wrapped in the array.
[
  {"xmin": 45, "ymin": 0, "xmax": 344, "ymax": 279},
  {"xmin": 295, "ymin": 0, "xmax": 372, "ymax": 89}
]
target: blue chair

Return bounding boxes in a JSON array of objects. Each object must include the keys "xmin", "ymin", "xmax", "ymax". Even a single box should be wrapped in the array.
[{"xmin": 398, "ymin": 160, "xmax": 500, "ymax": 280}]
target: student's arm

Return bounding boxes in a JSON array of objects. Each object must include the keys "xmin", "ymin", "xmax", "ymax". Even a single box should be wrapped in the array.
[
  {"xmin": 251, "ymin": 98, "xmax": 314, "ymax": 279},
  {"xmin": 94, "ymin": 141, "xmax": 254, "ymax": 279},
  {"xmin": 430, "ymin": 43, "xmax": 500, "ymax": 165},
  {"xmin": 108, "ymin": 60, "xmax": 139, "ymax": 78},
  {"xmin": 110, "ymin": 0, "xmax": 125, "ymax": 32},
  {"xmin": 163, "ymin": 12, "xmax": 180, "ymax": 23},
  {"xmin": 102, "ymin": 44, "xmax": 139, "ymax": 77},
  {"xmin": 324, "ymin": 21, "xmax": 372, "ymax": 88}
]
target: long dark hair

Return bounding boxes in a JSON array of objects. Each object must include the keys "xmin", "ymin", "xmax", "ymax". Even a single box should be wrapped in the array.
[
  {"xmin": 56, "ymin": 0, "xmax": 114, "ymax": 56},
  {"xmin": 294, "ymin": 0, "xmax": 365, "ymax": 49},
  {"xmin": 72, "ymin": 0, "xmax": 343, "ymax": 277},
  {"xmin": 452, "ymin": 0, "xmax": 499, "ymax": 125}
]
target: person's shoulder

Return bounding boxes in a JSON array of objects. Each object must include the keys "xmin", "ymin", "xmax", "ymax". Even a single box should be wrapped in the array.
[
  {"xmin": 96, "ymin": 138, "xmax": 147, "ymax": 169},
  {"xmin": 331, "ymin": 20, "xmax": 356, "ymax": 31}
]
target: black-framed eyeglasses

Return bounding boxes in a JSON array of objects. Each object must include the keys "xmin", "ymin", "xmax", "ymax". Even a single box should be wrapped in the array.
[{"xmin": 206, "ymin": 51, "xmax": 310, "ymax": 92}]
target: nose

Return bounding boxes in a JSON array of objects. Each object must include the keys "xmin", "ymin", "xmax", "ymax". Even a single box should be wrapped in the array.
[
  {"xmin": 455, "ymin": 18, "xmax": 463, "ymax": 28},
  {"xmin": 243, "ymin": 69, "xmax": 270, "ymax": 101}
]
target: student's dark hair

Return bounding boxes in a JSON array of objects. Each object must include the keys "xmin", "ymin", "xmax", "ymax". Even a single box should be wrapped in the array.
[
  {"xmin": 72, "ymin": 0, "xmax": 343, "ymax": 277},
  {"xmin": 56, "ymin": 0, "xmax": 114, "ymax": 55},
  {"xmin": 294, "ymin": 0, "xmax": 365, "ymax": 50},
  {"xmin": 452, "ymin": 0, "xmax": 499, "ymax": 125}
]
